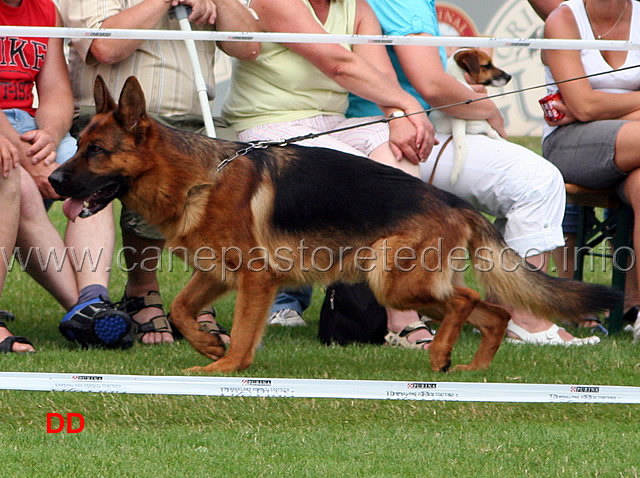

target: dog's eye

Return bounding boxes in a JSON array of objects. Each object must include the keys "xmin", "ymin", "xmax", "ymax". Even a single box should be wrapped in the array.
[{"xmin": 87, "ymin": 144, "xmax": 104, "ymax": 155}]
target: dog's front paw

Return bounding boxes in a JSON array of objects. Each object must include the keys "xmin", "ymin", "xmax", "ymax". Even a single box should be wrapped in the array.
[
  {"xmin": 451, "ymin": 362, "xmax": 490, "ymax": 372},
  {"xmin": 187, "ymin": 329, "xmax": 226, "ymax": 361},
  {"xmin": 184, "ymin": 357, "xmax": 249, "ymax": 374},
  {"xmin": 198, "ymin": 342, "xmax": 225, "ymax": 361},
  {"xmin": 184, "ymin": 365, "xmax": 209, "ymax": 374}
]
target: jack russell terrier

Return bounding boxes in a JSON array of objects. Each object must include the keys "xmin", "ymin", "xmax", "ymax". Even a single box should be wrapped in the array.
[{"xmin": 430, "ymin": 48, "xmax": 512, "ymax": 184}]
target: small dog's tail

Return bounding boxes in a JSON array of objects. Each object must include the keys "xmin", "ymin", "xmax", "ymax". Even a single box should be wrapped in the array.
[
  {"xmin": 465, "ymin": 211, "xmax": 623, "ymax": 320},
  {"xmin": 450, "ymin": 121, "xmax": 467, "ymax": 185}
]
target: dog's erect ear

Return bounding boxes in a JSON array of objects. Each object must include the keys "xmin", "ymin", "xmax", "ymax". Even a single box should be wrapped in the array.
[
  {"xmin": 114, "ymin": 76, "xmax": 148, "ymax": 132},
  {"xmin": 94, "ymin": 75, "xmax": 116, "ymax": 114},
  {"xmin": 453, "ymin": 49, "xmax": 481, "ymax": 76}
]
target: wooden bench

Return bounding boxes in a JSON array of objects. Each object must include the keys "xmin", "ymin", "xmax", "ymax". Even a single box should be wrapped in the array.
[{"xmin": 565, "ymin": 183, "xmax": 633, "ymax": 333}]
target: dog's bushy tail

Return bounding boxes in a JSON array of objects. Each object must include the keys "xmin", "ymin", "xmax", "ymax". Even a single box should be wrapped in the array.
[{"xmin": 465, "ymin": 211, "xmax": 623, "ymax": 320}]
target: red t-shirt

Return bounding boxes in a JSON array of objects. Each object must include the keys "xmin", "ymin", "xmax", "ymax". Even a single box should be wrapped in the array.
[{"xmin": 0, "ymin": 0, "xmax": 56, "ymax": 116}]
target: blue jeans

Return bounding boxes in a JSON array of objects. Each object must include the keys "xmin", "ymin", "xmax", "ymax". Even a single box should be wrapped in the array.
[
  {"xmin": 562, "ymin": 204, "xmax": 614, "ymax": 234},
  {"xmin": 270, "ymin": 287, "xmax": 313, "ymax": 315},
  {"xmin": 3, "ymin": 108, "xmax": 77, "ymax": 164},
  {"xmin": 4, "ymin": 108, "xmax": 77, "ymax": 211}
]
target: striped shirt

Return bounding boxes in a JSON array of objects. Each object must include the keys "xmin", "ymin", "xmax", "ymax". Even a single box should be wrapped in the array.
[{"xmin": 60, "ymin": 0, "xmax": 217, "ymax": 116}]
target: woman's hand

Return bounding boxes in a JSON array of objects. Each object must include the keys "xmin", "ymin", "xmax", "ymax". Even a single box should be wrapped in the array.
[
  {"xmin": 543, "ymin": 99, "xmax": 577, "ymax": 126},
  {"xmin": 388, "ymin": 113, "xmax": 436, "ymax": 164}
]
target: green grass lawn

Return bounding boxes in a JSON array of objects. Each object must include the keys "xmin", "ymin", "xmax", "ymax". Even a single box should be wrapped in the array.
[{"xmin": 1, "ymin": 138, "xmax": 640, "ymax": 477}]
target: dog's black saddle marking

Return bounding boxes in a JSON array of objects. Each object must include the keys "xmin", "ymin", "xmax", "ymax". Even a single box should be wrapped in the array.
[{"xmin": 267, "ymin": 146, "xmax": 427, "ymax": 236}]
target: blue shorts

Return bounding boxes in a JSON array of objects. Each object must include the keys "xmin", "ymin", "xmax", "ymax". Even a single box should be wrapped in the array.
[{"xmin": 3, "ymin": 108, "xmax": 77, "ymax": 164}]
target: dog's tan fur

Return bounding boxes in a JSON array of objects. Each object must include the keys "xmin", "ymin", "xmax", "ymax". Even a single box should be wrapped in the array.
[{"xmin": 49, "ymin": 77, "xmax": 621, "ymax": 374}]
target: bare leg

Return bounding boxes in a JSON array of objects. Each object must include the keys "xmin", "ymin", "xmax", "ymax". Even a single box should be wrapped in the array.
[
  {"xmin": 551, "ymin": 233, "xmax": 576, "ymax": 279},
  {"xmin": 64, "ymin": 203, "xmax": 114, "ymax": 292},
  {"xmin": 121, "ymin": 229, "xmax": 173, "ymax": 344},
  {"xmin": 0, "ymin": 167, "xmax": 34, "ymax": 353},
  {"xmin": 369, "ymin": 143, "xmax": 420, "ymax": 177},
  {"xmin": 0, "ymin": 168, "xmax": 19, "ymax": 296},
  {"xmin": 506, "ymin": 252, "xmax": 582, "ymax": 341},
  {"xmin": 385, "ymin": 308, "xmax": 433, "ymax": 349},
  {"xmin": 370, "ymin": 144, "xmax": 433, "ymax": 345},
  {"xmin": 622, "ymin": 170, "xmax": 640, "ymax": 339},
  {"xmin": 15, "ymin": 168, "xmax": 77, "ymax": 310}
]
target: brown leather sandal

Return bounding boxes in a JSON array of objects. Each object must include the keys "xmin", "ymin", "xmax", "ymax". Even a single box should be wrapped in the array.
[
  {"xmin": 197, "ymin": 306, "xmax": 230, "ymax": 345},
  {"xmin": 120, "ymin": 291, "xmax": 174, "ymax": 342},
  {"xmin": 384, "ymin": 321, "xmax": 434, "ymax": 350}
]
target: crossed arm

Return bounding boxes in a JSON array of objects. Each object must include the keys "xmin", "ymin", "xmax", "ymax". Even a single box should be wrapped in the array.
[{"xmin": 88, "ymin": 0, "xmax": 260, "ymax": 64}]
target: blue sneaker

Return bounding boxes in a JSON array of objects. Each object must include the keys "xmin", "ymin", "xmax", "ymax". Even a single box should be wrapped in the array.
[{"xmin": 59, "ymin": 298, "xmax": 134, "ymax": 349}]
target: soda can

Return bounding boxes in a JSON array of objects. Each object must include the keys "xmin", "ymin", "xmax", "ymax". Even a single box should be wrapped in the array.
[{"xmin": 539, "ymin": 92, "xmax": 565, "ymax": 121}]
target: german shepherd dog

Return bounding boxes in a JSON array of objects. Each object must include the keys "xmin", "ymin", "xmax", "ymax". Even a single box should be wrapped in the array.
[{"xmin": 50, "ymin": 76, "xmax": 622, "ymax": 374}]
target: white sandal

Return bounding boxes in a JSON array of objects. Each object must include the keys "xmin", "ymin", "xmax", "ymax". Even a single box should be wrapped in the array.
[
  {"xmin": 505, "ymin": 321, "xmax": 600, "ymax": 346},
  {"xmin": 385, "ymin": 321, "xmax": 434, "ymax": 349}
]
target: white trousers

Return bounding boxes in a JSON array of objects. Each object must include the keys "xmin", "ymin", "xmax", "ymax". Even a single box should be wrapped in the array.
[{"xmin": 421, "ymin": 133, "xmax": 566, "ymax": 257}]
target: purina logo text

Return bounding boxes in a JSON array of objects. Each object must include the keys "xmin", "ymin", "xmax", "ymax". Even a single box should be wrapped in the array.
[
  {"xmin": 571, "ymin": 386, "xmax": 600, "ymax": 393},
  {"xmin": 407, "ymin": 383, "xmax": 437, "ymax": 389},
  {"xmin": 72, "ymin": 375, "xmax": 103, "ymax": 381},
  {"xmin": 242, "ymin": 379, "xmax": 272, "ymax": 387}
]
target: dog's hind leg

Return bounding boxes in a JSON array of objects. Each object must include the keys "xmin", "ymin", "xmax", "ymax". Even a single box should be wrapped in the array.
[
  {"xmin": 171, "ymin": 271, "xmax": 229, "ymax": 364},
  {"xmin": 190, "ymin": 272, "xmax": 279, "ymax": 374},
  {"xmin": 421, "ymin": 287, "xmax": 481, "ymax": 372},
  {"xmin": 451, "ymin": 301, "xmax": 510, "ymax": 371}
]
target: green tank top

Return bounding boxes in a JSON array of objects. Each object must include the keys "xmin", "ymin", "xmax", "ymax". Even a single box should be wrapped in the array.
[{"xmin": 222, "ymin": 0, "xmax": 356, "ymax": 131}]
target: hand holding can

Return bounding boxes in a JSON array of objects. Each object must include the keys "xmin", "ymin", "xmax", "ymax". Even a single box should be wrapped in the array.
[{"xmin": 539, "ymin": 92, "xmax": 565, "ymax": 121}]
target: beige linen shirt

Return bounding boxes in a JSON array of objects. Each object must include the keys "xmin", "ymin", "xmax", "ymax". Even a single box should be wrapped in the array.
[{"xmin": 60, "ymin": 0, "xmax": 217, "ymax": 116}]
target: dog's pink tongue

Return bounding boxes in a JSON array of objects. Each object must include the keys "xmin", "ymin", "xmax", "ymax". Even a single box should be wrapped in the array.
[{"xmin": 62, "ymin": 198, "xmax": 85, "ymax": 222}]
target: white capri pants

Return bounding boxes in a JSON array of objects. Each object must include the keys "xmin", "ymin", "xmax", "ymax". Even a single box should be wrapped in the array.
[
  {"xmin": 238, "ymin": 115, "xmax": 388, "ymax": 156},
  {"xmin": 421, "ymin": 133, "xmax": 566, "ymax": 258}
]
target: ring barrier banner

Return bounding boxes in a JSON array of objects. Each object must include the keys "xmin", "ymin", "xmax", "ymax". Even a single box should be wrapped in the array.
[{"xmin": 1, "ymin": 372, "xmax": 639, "ymax": 403}]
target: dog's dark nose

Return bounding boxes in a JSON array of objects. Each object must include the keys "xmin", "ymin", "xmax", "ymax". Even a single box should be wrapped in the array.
[{"xmin": 48, "ymin": 168, "xmax": 67, "ymax": 195}]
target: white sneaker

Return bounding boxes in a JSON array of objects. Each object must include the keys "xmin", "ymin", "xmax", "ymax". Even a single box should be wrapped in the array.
[{"xmin": 268, "ymin": 308, "xmax": 307, "ymax": 327}]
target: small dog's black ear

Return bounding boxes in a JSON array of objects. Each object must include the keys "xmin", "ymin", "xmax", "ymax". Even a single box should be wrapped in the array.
[
  {"xmin": 94, "ymin": 75, "xmax": 116, "ymax": 114},
  {"xmin": 115, "ymin": 76, "xmax": 148, "ymax": 132}
]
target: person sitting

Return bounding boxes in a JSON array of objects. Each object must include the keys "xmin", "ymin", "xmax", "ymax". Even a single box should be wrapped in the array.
[
  {"xmin": 541, "ymin": 0, "xmax": 640, "ymax": 341},
  {"xmin": 347, "ymin": 0, "xmax": 600, "ymax": 345},
  {"xmin": 60, "ymin": 0, "xmax": 261, "ymax": 346},
  {"xmin": 0, "ymin": 0, "xmax": 131, "ymax": 351},
  {"xmin": 222, "ymin": 0, "xmax": 437, "ymax": 346}
]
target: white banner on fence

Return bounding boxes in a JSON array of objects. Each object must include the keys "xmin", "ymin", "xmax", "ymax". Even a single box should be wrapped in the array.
[{"xmin": 1, "ymin": 372, "xmax": 638, "ymax": 404}]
